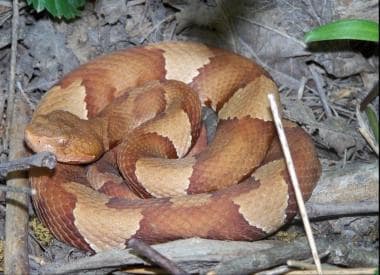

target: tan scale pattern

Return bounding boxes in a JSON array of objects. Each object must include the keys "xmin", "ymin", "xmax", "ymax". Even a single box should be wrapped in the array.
[
  {"xmin": 169, "ymin": 193, "xmax": 212, "ymax": 207},
  {"xmin": 34, "ymin": 79, "xmax": 88, "ymax": 119},
  {"xmin": 218, "ymin": 75, "xmax": 280, "ymax": 122},
  {"xmin": 190, "ymin": 50, "xmax": 267, "ymax": 110},
  {"xmin": 146, "ymin": 41, "xmax": 215, "ymax": 84},
  {"xmin": 233, "ymin": 160, "xmax": 289, "ymax": 233},
  {"xmin": 64, "ymin": 182, "xmax": 144, "ymax": 252},
  {"xmin": 135, "ymin": 157, "xmax": 197, "ymax": 197},
  {"xmin": 139, "ymin": 108, "xmax": 192, "ymax": 158}
]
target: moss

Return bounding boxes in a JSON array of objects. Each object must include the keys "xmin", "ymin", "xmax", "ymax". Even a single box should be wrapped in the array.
[
  {"xmin": 273, "ymin": 230, "xmax": 300, "ymax": 242},
  {"xmin": 30, "ymin": 217, "xmax": 54, "ymax": 247}
]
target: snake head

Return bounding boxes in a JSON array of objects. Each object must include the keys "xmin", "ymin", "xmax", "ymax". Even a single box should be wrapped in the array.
[{"xmin": 25, "ymin": 110, "xmax": 105, "ymax": 164}]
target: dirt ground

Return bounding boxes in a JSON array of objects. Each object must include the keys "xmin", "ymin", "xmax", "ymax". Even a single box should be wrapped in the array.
[{"xmin": 0, "ymin": 0, "xmax": 378, "ymax": 274}]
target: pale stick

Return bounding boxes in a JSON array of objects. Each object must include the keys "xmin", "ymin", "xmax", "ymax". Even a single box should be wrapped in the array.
[{"xmin": 268, "ymin": 93, "xmax": 322, "ymax": 275}]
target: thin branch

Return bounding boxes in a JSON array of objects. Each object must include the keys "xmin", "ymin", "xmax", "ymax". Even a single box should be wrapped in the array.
[
  {"xmin": 287, "ymin": 259, "xmax": 336, "ymax": 270},
  {"xmin": 17, "ymin": 81, "xmax": 35, "ymax": 110},
  {"xmin": 0, "ymin": 184, "xmax": 35, "ymax": 195},
  {"xmin": 286, "ymin": 267, "xmax": 376, "ymax": 275},
  {"xmin": 3, "ymin": 0, "xmax": 19, "ymax": 154},
  {"xmin": 140, "ymin": 14, "xmax": 175, "ymax": 43},
  {"xmin": 309, "ymin": 64, "xmax": 332, "ymax": 118},
  {"xmin": 305, "ymin": 0, "xmax": 322, "ymax": 25},
  {"xmin": 303, "ymin": 201, "xmax": 378, "ymax": 219},
  {"xmin": 4, "ymin": 1, "xmax": 31, "ymax": 274},
  {"xmin": 0, "ymin": 151, "xmax": 57, "ymax": 178},
  {"xmin": 128, "ymin": 238, "xmax": 189, "ymax": 275},
  {"xmin": 268, "ymin": 94, "xmax": 322, "ymax": 275},
  {"xmin": 256, "ymin": 250, "xmax": 330, "ymax": 275},
  {"xmin": 297, "ymin": 76, "xmax": 307, "ymax": 99}
]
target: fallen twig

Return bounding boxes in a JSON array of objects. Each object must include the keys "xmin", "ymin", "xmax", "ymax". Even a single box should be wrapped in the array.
[
  {"xmin": 256, "ymin": 250, "xmax": 331, "ymax": 275},
  {"xmin": 268, "ymin": 93, "xmax": 322, "ymax": 275},
  {"xmin": 37, "ymin": 238, "xmax": 285, "ymax": 274},
  {"xmin": 207, "ymin": 238, "xmax": 331, "ymax": 275},
  {"xmin": 285, "ymin": 267, "xmax": 377, "ymax": 275},
  {"xmin": 3, "ymin": 0, "xmax": 32, "ymax": 274},
  {"xmin": 37, "ymin": 236, "xmax": 378, "ymax": 275},
  {"xmin": 309, "ymin": 161, "xmax": 378, "ymax": 205},
  {"xmin": 287, "ymin": 259, "xmax": 338, "ymax": 271},
  {"xmin": 297, "ymin": 76, "xmax": 307, "ymax": 100},
  {"xmin": 3, "ymin": 0, "xmax": 18, "ymax": 153},
  {"xmin": 303, "ymin": 201, "xmax": 378, "ymax": 219},
  {"xmin": 128, "ymin": 238, "xmax": 189, "ymax": 275},
  {"xmin": 309, "ymin": 64, "xmax": 333, "ymax": 118},
  {"xmin": 0, "ymin": 151, "xmax": 56, "ymax": 178},
  {"xmin": 0, "ymin": 184, "xmax": 35, "ymax": 195},
  {"xmin": 16, "ymin": 81, "xmax": 36, "ymax": 110}
]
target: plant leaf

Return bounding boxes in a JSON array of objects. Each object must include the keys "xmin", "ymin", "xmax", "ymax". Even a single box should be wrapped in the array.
[
  {"xmin": 26, "ymin": 0, "xmax": 86, "ymax": 19},
  {"xmin": 365, "ymin": 105, "xmax": 379, "ymax": 144},
  {"xmin": 305, "ymin": 19, "xmax": 379, "ymax": 43}
]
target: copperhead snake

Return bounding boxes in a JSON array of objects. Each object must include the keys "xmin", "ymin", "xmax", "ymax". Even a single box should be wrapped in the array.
[{"xmin": 25, "ymin": 41, "xmax": 321, "ymax": 253}]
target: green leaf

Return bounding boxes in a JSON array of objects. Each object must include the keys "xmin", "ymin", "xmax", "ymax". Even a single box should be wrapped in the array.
[
  {"xmin": 305, "ymin": 19, "xmax": 379, "ymax": 43},
  {"xmin": 26, "ymin": 0, "xmax": 86, "ymax": 19},
  {"xmin": 365, "ymin": 105, "xmax": 379, "ymax": 144}
]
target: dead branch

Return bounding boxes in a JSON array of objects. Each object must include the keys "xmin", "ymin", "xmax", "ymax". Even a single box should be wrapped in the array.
[
  {"xmin": 0, "ymin": 151, "xmax": 56, "ymax": 178},
  {"xmin": 286, "ymin": 267, "xmax": 377, "ymax": 275},
  {"xmin": 207, "ymin": 238, "xmax": 330, "ymax": 275},
  {"xmin": 36, "ymin": 236, "xmax": 379, "ymax": 275},
  {"xmin": 4, "ymin": 97, "xmax": 31, "ymax": 274},
  {"xmin": 308, "ymin": 161, "xmax": 378, "ymax": 205},
  {"xmin": 3, "ymin": 0, "xmax": 31, "ymax": 273},
  {"xmin": 37, "ymin": 238, "xmax": 284, "ymax": 274},
  {"xmin": 309, "ymin": 64, "xmax": 333, "ymax": 118},
  {"xmin": 128, "ymin": 238, "xmax": 189, "ymax": 275},
  {"xmin": 303, "ymin": 201, "xmax": 378, "ymax": 219}
]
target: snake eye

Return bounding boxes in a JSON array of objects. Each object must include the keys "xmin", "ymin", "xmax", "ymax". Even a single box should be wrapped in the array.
[{"xmin": 57, "ymin": 138, "xmax": 68, "ymax": 146}]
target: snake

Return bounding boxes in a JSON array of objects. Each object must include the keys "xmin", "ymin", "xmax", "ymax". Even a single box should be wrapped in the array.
[{"xmin": 24, "ymin": 41, "xmax": 321, "ymax": 253}]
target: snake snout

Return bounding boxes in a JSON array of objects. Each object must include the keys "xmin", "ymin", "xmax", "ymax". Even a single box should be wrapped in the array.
[{"xmin": 25, "ymin": 111, "xmax": 104, "ymax": 164}]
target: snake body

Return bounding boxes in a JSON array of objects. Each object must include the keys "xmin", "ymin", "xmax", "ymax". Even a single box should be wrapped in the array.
[{"xmin": 25, "ymin": 41, "xmax": 321, "ymax": 252}]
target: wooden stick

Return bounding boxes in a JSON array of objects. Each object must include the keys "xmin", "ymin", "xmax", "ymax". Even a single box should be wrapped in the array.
[
  {"xmin": 268, "ymin": 93, "xmax": 322, "ymax": 275},
  {"xmin": 309, "ymin": 64, "xmax": 332, "ymax": 118},
  {"xmin": 3, "ymin": 0, "xmax": 18, "ymax": 153},
  {"xmin": 4, "ymin": 96, "xmax": 31, "ymax": 275},
  {"xmin": 303, "ymin": 201, "xmax": 378, "ymax": 219},
  {"xmin": 128, "ymin": 238, "xmax": 189, "ymax": 275},
  {"xmin": 3, "ymin": 0, "xmax": 31, "ymax": 274},
  {"xmin": 0, "ymin": 151, "xmax": 56, "ymax": 178},
  {"xmin": 285, "ymin": 267, "xmax": 376, "ymax": 275}
]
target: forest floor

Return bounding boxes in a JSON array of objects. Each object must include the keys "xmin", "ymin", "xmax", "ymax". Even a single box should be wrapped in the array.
[{"xmin": 0, "ymin": 0, "xmax": 378, "ymax": 274}]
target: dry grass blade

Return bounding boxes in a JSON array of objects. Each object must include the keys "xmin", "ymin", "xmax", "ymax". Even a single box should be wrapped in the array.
[{"xmin": 356, "ymin": 105, "xmax": 379, "ymax": 155}]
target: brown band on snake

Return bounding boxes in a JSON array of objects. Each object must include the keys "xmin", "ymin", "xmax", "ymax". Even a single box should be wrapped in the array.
[{"xmin": 25, "ymin": 41, "xmax": 321, "ymax": 252}]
